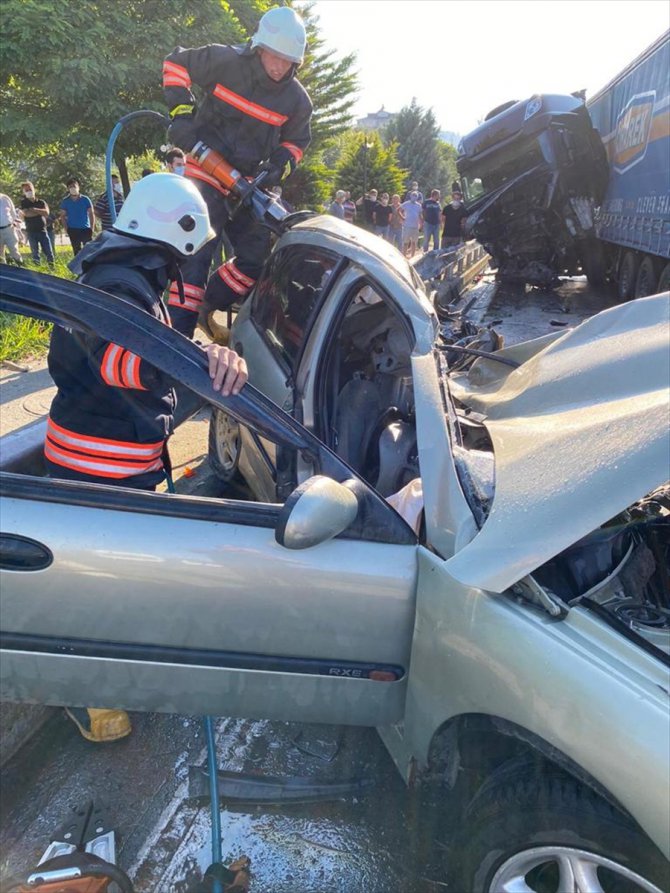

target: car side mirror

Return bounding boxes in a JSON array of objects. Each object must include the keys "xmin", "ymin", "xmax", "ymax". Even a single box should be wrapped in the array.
[{"xmin": 275, "ymin": 475, "xmax": 359, "ymax": 550}]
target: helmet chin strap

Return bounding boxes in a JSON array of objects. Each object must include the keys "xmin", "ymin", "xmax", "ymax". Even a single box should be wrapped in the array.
[{"xmin": 167, "ymin": 258, "xmax": 186, "ymax": 305}]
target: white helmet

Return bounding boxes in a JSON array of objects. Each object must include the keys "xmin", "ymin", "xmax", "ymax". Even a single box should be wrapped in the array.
[
  {"xmin": 113, "ymin": 173, "xmax": 214, "ymax": 257},
  {"xmin": 250, "ymin": 7, "xmax": 306, "ymax": 64}
]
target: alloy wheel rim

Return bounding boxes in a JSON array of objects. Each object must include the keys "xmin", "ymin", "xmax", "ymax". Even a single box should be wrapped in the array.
[
  {"xmin": 489, "ymin": 845, "xmax": 663, "ymax": 893},
  {"xmin": 215, "ymin": 412, "xmax": 240, "ymax": 472}
]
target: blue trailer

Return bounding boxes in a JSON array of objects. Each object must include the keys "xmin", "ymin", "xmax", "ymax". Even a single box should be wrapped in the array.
[{"xmin": 587, "ymin": 31, "xmax": 670, "ymax": 297}]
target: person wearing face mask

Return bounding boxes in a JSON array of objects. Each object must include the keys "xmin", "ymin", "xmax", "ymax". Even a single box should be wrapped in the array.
[
  {"xmin": 161, "ymin": 6, "xmax": 312, "ymax": 340},
  {"xmin": 165, "ymin": 147, "xmax": 187, "ymax": 175},
  {"xmin": 441, "ymin": 187, "xmax": 469, "ymax": 248},
  {"xmin": 19, "ymin": 181, "xmax": 55, "ymax": 266},
  {"xmin": 94, "ymin": 174, "xmax": 125, "ymax": 232},
  {"xmin": 59, "ymin": 178, "xmax": 95, "ymax": 256}
]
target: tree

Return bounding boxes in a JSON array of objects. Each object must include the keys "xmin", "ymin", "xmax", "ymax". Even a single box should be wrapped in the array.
[
  {"xmin": 384, "ymin": 99, "xmax": 452, "ymax": 196},
  {"xmin": 281, "ymin": 2, "xmax": 358, "ymax": 208},
  {"xmin": 336, "ymin": 132, "xmax": 406, "ymax": 199},
  {"xmin": 0, "ymin": 0, "xmax": 245, "ymax": 164}
]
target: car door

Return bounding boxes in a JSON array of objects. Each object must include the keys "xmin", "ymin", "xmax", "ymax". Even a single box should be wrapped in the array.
[{"xmin": 0, "ymin": 268, "xmax": 418, "ymax": 727}]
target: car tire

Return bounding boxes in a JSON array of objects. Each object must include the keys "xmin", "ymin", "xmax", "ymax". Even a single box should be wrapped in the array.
[
  {"xmin": 635, "ymin": 256, "xmax": 659, "ymax": 298},
  {"xmin": 657, "ymin": 262, "xmax": 670, "ymax": 295},
  {"xmin": 451, "ymin": 760, "xmax": 669, "ymax": 893},
  {"xmin": 208, "ymin": 408, "xmax": 243, "ymax": 485},
  {"xmin": 617, "ymin": 250, "xmax": 639, "ymax": 301}
]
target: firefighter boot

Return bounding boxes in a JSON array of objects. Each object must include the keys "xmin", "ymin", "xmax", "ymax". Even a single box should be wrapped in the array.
[
  {"xmin": 65, "ymin": 707, "xmax": 132, "ymax": 742},
  {"xmin": 198, "ymin": 310, "xmax": 231, "ymax": 346}
]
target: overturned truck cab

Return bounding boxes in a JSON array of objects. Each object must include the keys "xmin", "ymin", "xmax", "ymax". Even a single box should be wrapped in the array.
[{"xmin": 457, "ymin": 94, "xmax": 609, "ymax": 287}]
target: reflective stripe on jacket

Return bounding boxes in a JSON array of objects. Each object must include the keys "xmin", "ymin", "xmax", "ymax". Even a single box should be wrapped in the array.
[
  {"xmin": 163, "ymin": 43, "xmax": 312, "ymax": 176},
  {"xmin": 46, "ymin": 233, "xmax": 176, "ymax": 489}
]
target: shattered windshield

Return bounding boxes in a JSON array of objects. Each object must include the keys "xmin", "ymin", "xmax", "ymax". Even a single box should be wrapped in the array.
[{"xmin": 460, "ymin": 139, "xmax": 545, "ymax": 204}]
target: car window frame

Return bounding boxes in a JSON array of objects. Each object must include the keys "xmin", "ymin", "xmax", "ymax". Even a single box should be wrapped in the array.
[
  {"xmin": 249, "ymin": 245, "xmax": 346, "ymax": 384},
  {"xmin": 0, "ymin": 267, "xmax": 417, "ymax": 547}
]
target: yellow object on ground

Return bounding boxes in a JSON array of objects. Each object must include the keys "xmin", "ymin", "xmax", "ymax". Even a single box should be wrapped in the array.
[{"xmin": 64, "ymin": 707, "xmax": 132, "ymax": 742}]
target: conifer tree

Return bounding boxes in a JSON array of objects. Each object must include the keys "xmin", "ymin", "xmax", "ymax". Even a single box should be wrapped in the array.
[
  {"xmin": 384, "ymin": 99, "xmax": 452, "ymax": 196},
  {"xmin": 336, "ymin": 132, "xmax": 407, "ymax": 199}
]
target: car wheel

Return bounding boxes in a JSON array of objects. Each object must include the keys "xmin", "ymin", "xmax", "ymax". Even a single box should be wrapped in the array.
[
  {"xmin": 617, "ymin": 250, "xmax": 639, "ymax": 301},
  {"xmin": 635, "ymin": 256, "xmax": 659, "ymax": 299},
  {"xmin": 451, "ymin": 761, "xmax": 669, "ymax": 893},
  {"xmin": 657, "ymin": 262, "xmax": 670, "ymax": 294},
  {"xmin": 208, "ymin": 408, "xmax": 242, "ymax": 484}
]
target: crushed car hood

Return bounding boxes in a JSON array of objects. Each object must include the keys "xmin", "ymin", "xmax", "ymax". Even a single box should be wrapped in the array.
[{"xmin": 445, "ymin": 293, "xmax": 670, "ymax": 593}]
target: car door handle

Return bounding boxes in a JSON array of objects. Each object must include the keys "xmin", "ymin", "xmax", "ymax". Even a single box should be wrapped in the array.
[{"xmin": 0, "ymin": 534, "xmax": 53, "ymax": 571}]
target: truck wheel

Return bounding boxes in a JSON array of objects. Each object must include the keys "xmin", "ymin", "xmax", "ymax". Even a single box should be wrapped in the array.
[
  {"xmin": 658, "ymin": 263, "xmax": 670, "ymax": 294},
  {"xmin": 617, "ymin": 251, "xmax": 639, "ymax": 301},
  {"xmin": 452, "ymin": 761, "xmax": 669, "ymax": 893},
  {"xmin": 208, "ymin": 408, "xmax": 242, "ymax": 484},
  {"xmin": 635, "ymin": 256, "xmax": 659, "ymax": 298}
]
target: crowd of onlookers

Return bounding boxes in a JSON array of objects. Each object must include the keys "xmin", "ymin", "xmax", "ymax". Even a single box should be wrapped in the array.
[
  {"xmin": 0, "ymin": 149, "xmax": 191, "ymax": 267},
  {"xmin": 327, "ymin": 180, "xmax": 469, "ymax": 256}
]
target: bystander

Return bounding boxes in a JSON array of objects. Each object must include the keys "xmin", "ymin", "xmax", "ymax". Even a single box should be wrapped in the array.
[
  {"xmin": 20, "ymin": 181, "xmax": 54, "ymax": 266},
  {"xmin": 401, "ymin": 191, "xmax": 422, "ymax": 256},
  {"xmin": 60, "ymin": 178, "xmax": 95, "ymax": 256},
  {"xmin": 421, "ymin": 189, "xmax": 442, "ymax": 252},
  {"xmin": 0, "ymin": 193, "xmax": 23, "ymax": 265},
  {"xmin": 441, "ymin": 188, "xmax": 469, "ymax": 248},
  {"xmin": 94, "ymin": 175, "xmax": 125, "ymax": 231}
]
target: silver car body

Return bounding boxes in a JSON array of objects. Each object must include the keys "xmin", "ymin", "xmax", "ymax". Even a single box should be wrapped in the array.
[{"xmin": 1, "ymin": 226, "xmax": 668, "ymax": 860}]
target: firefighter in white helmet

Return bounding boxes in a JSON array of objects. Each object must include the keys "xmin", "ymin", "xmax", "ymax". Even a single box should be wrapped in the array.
[
  {"xmin": 45, "ymin": 173, "xmax": 249, "ymax": 743},
  {"xmin": 162, "ymin": 6, "xmax": 312, "ymax": 339}
]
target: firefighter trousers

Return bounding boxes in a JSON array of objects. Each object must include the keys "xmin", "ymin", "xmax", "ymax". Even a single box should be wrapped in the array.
[{"xmin": 168, "ymin": 180, "xmax": 272, "ymax": 338}]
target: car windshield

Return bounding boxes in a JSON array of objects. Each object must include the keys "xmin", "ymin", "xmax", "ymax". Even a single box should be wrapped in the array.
[{"xmin": 460, "ymin": 138, "xmax": 544, "ymax": 204}]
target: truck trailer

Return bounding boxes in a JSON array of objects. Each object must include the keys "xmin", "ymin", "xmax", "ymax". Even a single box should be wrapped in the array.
[
  {"xmin": 457, "ymin": 31, "xmax": 670, "ymax": 292},
  {"xmin": 587, "ymin": 30, "xmax": 670, "ymax": 298}
]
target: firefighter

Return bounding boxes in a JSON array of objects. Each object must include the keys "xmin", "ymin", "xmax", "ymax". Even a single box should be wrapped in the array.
[
  {"xmin": 45, "ymin": 173, "xmax": 248, "ymax": 742},
  {"xmin": 163, "ymin": 5, "xmax": 312, "ymax": 338}
]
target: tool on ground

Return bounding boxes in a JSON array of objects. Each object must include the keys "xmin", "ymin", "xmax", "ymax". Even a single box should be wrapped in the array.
[
  {"xmin": 189, "ymin": 716, "xmax": 251, "ymax": 893},
  {"xmin": 2, "ymin": 802, "xmax": 134, "ymax": 893}
]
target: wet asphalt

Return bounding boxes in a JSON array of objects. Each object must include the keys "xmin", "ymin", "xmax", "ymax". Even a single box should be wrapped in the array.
[{"xmin": 0, "ymin": 275, "xmax": 619, "ymax": 892}]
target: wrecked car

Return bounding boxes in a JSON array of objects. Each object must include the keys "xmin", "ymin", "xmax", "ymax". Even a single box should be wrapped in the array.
[
  {"xmin": 457, "ymin": 93, "xmax": 609, "ymax": 287},
  {"xmin": 1, "ymin": 227, "xmax": 669, "ymax": 893}
]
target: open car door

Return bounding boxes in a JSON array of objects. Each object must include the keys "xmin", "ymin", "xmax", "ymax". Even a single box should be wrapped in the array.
[{"xmin": 0, "ymin": 269, "xmax": 417, "ymax": 726}]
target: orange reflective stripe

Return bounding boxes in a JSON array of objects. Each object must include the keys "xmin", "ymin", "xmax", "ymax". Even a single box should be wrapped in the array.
[
  {"xmin": 217, "ymin": 265, "xmax": 249, "ymax": 296},
  {"xmin": 212, "ymin": 84, "xmax": 288, "ymax": 127},
  {"xmin": 168, "ymin": 282, "xmax": 204, "ymax": 312},
  {"xmin": 281, "ymin": 142, "xmax": 304, "ymax": 163},
  {"xmin": 168, "ymin": 294, "xmax": 200, "ymax": 312},
  {"xmin": 101, "ymin": 343, "xmax": 123, "ymax": 387},
  {"xmin": 101, "ymin": 343, "xmax": 146, "ymax": 390},
  {"xmin": 169, "ymin": 282, "xmax": 204, "ymax": 300},
  {"xmin": 226, "ymin": 260, "xmax": 255, "ymax": 288},
  {"xmin": 122, "ymin": 352, "xmax": 145, "ymax": 390},
  {"xmin": 47, "ymin": 419, "xmax": 163, "ymax": 459},
  {"xmin": 45, "ymin": 441, "xmax": 163, "ymax": 479},
  {"xmin": 163, "ymin": 61, "xmax": 191, "ymax": 84},
  {"xmin": 164, "ymin": 75, "xmax": 191, "ymax": 88}
]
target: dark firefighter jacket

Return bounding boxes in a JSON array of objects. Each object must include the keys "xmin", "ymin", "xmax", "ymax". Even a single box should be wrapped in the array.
[
  {"xmin": 163, "ymin": 42, "xmax": 312, "ymax": 180},
  {"xmin": 46, "ymin": 231, "xmax": 176, "ymax": 489}
]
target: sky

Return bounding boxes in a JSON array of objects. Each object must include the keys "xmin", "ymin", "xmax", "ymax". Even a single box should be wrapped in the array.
[{"xmin": 310, "ymin": 0, "xmax": 669, "ymax": 136}]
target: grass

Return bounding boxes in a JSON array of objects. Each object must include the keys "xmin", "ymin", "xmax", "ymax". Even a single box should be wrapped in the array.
[{"xmin": 0, "ymin": 244, "xmax": 76, "ymax": 363}]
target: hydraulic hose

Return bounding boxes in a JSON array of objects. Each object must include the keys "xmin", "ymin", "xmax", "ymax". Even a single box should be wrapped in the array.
[
  {"xmin": 105, "ymin": 110, "xmax": 170, "ymax": 224},
  {"xmin": 204, "ymin": 715, "xmax": 223, "ymax": 893}
]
